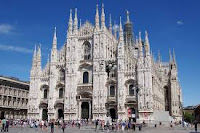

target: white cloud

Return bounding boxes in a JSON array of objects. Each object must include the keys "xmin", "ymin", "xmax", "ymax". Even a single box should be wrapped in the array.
[
  {"xmin": 0, "ymin": 24, "xmax": 14, "ymax": 34},
  {"xmin": 0, "ymin": 44, "xmax": 32, "ymax": 54},
  {"xmin": 113, "ymin": 24, "xmax": 119, "ymax": 31},
  {"xmin": 177, "ymin": 20, "xmax": 184, "ymax": 25}
]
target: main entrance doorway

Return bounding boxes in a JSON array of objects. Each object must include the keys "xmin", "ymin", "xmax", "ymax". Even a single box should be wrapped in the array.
[
  {"xmin": 81, "ymin": 102, "xmax": 89, "ymax": 119},
  {"xmin": 129, "ymin": 108, "xmax": 136, "ymax": 122},
  {"xmin": 110, "ymin": 108, "xmax": 116, "ymax": 120},
  {"xmin": 42, "ymin": 109, "xmax": 48, "ymax": 120},
  {"xmin": 58, "ymin": 109, "xmax": 64, "ymax": 119}
]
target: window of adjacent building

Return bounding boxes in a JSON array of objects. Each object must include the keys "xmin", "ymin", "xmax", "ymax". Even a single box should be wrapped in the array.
[
  {"xmin": 110, "ymin": 86, "xmax": 115, "ymax": 97},
  {"xmin": 129, "ymin": 84, "xmax": 135, "ymax": 96},
  {"xmin": 59, "ymin": 88, "xmax": 64, "ymax": 98},
  {"xmin": 44, "ymin": 89, "xmax": 48, "ymax": 99},
  {"xmin": 83, "ymin": 71, "xmax": 89, "ymax": 84}
]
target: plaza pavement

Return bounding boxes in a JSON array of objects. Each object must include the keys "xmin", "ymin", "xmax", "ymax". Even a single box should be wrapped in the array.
[{"xmin": 5, "ymin": 125, "xmax": 199, "ymax": 133}]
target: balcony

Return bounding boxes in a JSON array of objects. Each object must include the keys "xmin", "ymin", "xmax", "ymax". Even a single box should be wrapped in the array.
[
  {"xmin": 126, "ymin": 95, "xmax": 137, "ymax": 102},
  {"xmin": 107, "ymin": 96, "xmax": 116, "ymax": 102},
  {"xmin": 40, "ymin": 98, "xmax": 48, "ymax": 104},
  {"xmin": 77, "ymin": 83, "xmax": 93, "ymax": 93},
  {"xmin": 56, "ymin": 98, "xmax": 64, "ymax": 104}
]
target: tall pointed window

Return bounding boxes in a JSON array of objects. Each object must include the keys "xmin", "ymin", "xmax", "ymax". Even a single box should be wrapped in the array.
[
  {"xmin": 110, "ymin": 86, "xmax": 115, "ymax": 97},
  {"xmin": 83, "ymin": 72, "xmax": 89, "ymax": 84},
  {"xmin": 44, "ymin": 89, "xmax": 48, "ymax": 99},
  {"xmin": 59, "ymin": 88, "xmax": 64, "ymax": 98},
  {"xmin": 129, "ymin": 84, "xmax": 135, "ymax": 96},
  {"xmin": 59, "ymin": 68, "xmax": 65, "ymax": 81},
  {"xmin": 83, "ymin": 41, "xmax": 91, "ymax": 60}
]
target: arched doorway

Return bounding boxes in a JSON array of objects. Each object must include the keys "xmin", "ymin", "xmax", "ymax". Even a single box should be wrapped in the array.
[
  {"xmin": 110, "ymin": 108, "xmax": 116, "ymax": 120},
  {"xmin": 81, "ymin": 102, "xmax": 89, "ymax": 119},
  {"xmin": 128, "ymin": 108, "xmax": 136, "ymax": 122},
  {"xmin": 42, "ymin": 109, "xmax": 48, "ymax": 120},
  {"xmin": 0, "ymin": 111, "xmax": 5, "ymax": 119},
  {"xmin": 58, "ymin": 109, "xmax": 64, "ymax": 119}
]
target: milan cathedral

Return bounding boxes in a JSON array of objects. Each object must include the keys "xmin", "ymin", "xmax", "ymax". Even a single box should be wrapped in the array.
[{"xmin": 28, "ymin": 4, "xmax": 182, "ymax": 122}]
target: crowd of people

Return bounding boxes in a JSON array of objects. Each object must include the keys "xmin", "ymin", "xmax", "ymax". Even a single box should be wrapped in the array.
[{"xmin": 0, "ymin": 118, "xmax": 198, "ymax": 132}]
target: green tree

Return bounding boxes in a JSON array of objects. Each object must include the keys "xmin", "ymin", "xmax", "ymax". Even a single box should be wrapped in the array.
[{"xmin": 184, "ymin": 112, "xmax": 195, "ymax": 123}]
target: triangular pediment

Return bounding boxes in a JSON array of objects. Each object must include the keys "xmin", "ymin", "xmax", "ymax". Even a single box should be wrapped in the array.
[{"xmin": 79, "ymin": 21, "xmax": 94, "ymax": 37}]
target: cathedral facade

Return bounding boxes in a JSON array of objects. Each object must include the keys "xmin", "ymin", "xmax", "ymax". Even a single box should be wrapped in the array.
[{"xmin": 28, "ymin": 4, "xmax": 182, "ymax": 122}]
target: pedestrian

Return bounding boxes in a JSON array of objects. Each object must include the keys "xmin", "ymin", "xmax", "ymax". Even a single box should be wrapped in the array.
[
  {"xmin": 195, "ymin": 122, "xmax": 198, "ymax": 132},
  {"xmin": 2, "ymin": 118, "xmax": 6, "ymax": 132},
  {"xmin": 78, "ymin": 120, "xmax": 81, "ymax": 129},
  {"xmin": 51, "ymin": 121, "xmax": 54, "ymax": 133},
  {"xmin": 0, "ymin": 119, "xmax": 2, "ymax": 132},
  {"xmin": 95, "ymin": 119, "xmax": 98, "ymax": 131},
  {"xmin": 61, "ymin": 120, "xmax": 66, "ymax": 133},
  {"xmin": 5, "ymin": 119, "xmax": 9, "ymax": 132}
]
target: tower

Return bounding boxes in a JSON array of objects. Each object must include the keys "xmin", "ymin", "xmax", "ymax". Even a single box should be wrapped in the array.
[{"xmin": 124, "ymin": 11, "xmax": 134, "ymax": 46}]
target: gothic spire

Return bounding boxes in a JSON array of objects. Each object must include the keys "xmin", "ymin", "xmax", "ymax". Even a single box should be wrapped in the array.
[
  {"xmin": 169, "ymin": 48, "xmax": 172, "ymax": 62},
  {"xmin": 157, "ymin": 50, "xmax": 161, "ymax": 62},
  {"xmin": 68, "ymin": 9, "xmax": 73, "ymax": 36},
  {"xmin": 95, "ymin": 4, "xmax": 100, "ymax": 31},
  {"xmin": 109, "ymin": 14, "xmax": 112, "ymax": 33},
  {"xmin": 126, "ymin": 10, "xmax": 130, "ymax": 23},
  {"xmin": 32, "ymin": 45, "xmax": 37, "ymax": 68},
  {"xmin": 119, "ymin": 16, "xmax": 123, "ymax": 42},
  {"xmin": 37, "ymin": 44, "xmax": 41, "ymax": 70},
  {"xmin": 173, "ymin": 48, "xmax": 176, "ymax": 64},
  {"xmin": 138, "ymin": 31, "xmax": 143, "ymax": 57},
  {"xmin": 73, "ymin": 8, "xmax": 78, "ymax": 35},
  {"xmin": 80, "ymin": 19, "xmax": 82, "ymax": 28},
  {"xmin": 52, "ymin": 27, "xmax": 57, "ymax": 49},
  {"xmin": 145, "ymin": 31, "xmax": 150, "ymax": 55},
  {"xmin": 101, "ymin": 3, "xmax": 105, "ymax": 30}
]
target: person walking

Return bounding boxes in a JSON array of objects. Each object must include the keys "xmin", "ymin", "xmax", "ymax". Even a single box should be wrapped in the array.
[
  {"xmin": 95, "ymin": 119, "xmax": 98, "ymax": 131},
  {"xmin": 5, "ymin": 120, "xmax": 9, "ymax": 132},
  {"xmin": 0, "ymin": 119, "xmax": 2, "ymax": 132},
  {"xmin": 61, "ymin": 120, "xmax": 66, "ymax": 133},
  {"xmin": 195, "ymin": 122, "xmax": 198, "ymax": 132},
  {"xmin": 50, "ymin": 121, "xmax": 54, "ymax": 133}
]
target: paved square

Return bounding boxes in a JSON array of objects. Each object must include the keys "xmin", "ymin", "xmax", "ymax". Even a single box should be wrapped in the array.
[{"xmin": 4, "ymin": 125, "xmax": 199, "ymax": 133}]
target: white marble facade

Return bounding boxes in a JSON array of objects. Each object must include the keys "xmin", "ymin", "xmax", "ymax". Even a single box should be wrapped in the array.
[{"xmin": 28, "ymin": 4, "xmax": 182, "ymax": 122}]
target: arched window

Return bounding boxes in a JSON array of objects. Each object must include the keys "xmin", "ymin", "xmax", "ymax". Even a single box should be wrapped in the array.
[
  {"xmin": 59, "ymin": 88, "xmax": 64, "ymax": 98},
  {"xmin": 59, "ymin": 69, "xmax": 65, "ymax": 81},
  {"xmin": 83, "ymin": 41, "xmax": 91, "ymax": 60},
  {"xmin": 83, "ymin": 72, "xmax": 89, "ymax": 84},
  {"xmin": 110, "ymin": 86, "xmax": 115, "ymax": 97},
  {"xmin": 129, "ymin": 84, "xmax": 135, "ymax": 96},
  {"xmin": 44, "ymin": 89, "xmax": 48, "ymax": 99}
]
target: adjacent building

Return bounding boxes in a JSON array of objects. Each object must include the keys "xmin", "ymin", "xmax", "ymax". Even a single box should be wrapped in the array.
[
  {"xmin": 0, "ymin": 76, "xmax": 29, "ymax": 119},
  {"xmin": 28, "ymin": 4, "xmax": 182, "ymax": 122}
]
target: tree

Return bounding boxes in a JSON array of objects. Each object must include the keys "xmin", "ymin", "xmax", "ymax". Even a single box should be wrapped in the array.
[{"xmin": 184, "ymin": 112, "xmax": 195, "ymax": 123}]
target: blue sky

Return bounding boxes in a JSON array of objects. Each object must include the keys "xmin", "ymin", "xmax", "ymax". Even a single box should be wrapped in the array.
[{"xmin": 0, "ymin": 0, "xmax": 199, "ymax": 106}]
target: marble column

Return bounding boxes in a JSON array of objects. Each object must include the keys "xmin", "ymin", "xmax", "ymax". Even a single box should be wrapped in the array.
[
  {"xmin": 79, "ymin": 101, "xmax": 82, "ymax": 119},
  {"xmin": 89, "ymin": 101, "xmax": 91, "ymax": 120}
]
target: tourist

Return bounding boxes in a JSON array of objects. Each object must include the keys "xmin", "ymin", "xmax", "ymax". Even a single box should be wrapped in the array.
[
  {"xmin": 0, "ymin": 119, "xmax": 2, "ymax": 132},
  {"xmin": 122, "ymin": 121, "xmax": 126, "ymax": 131},
  {"xmin": 43, "ymin": 120, "xmax": 48, "ymax": 132},
  {"xmin": 2, "ymin": 118, "xmax": 6, "ymax": 132},
  {"xmin": 61, "ymin": 120, "xmax": 66, "ymax": 133},
  {"xmin": 5, "ymin": 119, "xmax": 9, "ymax": 132},
  {"xmin": 195, "ymin": 122, "xmax": 198, "ymax": 132},
  {"xmin": 50, "ymin": 121, "xmax": 54, "ymax": 133},
  {"xmin": 95, "ymin": 119, "xmax": 98, "ymax": 131}
]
